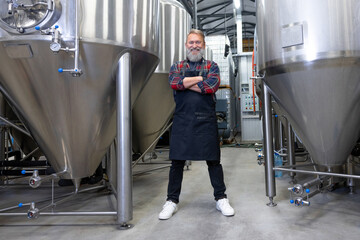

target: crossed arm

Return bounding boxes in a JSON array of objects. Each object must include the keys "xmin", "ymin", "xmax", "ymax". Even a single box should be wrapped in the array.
[
  {"xmin": 168, "ymin": 61, "xmax": 220, "ymax": 94},
  {"xmin": 183, "ymin": 76, "xmax": 203, "ymax": 93}
]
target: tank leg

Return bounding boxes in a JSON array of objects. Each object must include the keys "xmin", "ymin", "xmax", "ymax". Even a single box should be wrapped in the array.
[
  {"xmin": 0, "ymin": 93, "xmax": 5, "ymax": 163},
  {"xmin": 287, "ymin": 122, "xmax": 296, "ymax": 184},
  {"xmin": 266, "ymin": 197, "xmax": 277, "ymax": 207},
  {"xmin": 273, "ymin": 113, "xmax": 280, "ymax": 151},
  {"xmin": 279, "ymin": 119, "xmax": 284, "ymax": 153},
  {"xmin": 346, "ymin": 156, "xmax": 355, "ymax": 194},
  {"xmin": 262, "ymin": 81, "xmax": 276, "ymax": 206},
  {"xmin": 116, "ymin": 52, "xmax": 133, "ymax": 229}
]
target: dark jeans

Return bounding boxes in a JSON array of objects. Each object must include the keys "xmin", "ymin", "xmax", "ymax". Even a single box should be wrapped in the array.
[{"xmin": 166, "ymin": 160, "xmax": 227, "ymax": 203}]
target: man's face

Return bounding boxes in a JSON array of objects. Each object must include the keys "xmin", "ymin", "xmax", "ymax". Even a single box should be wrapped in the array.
[{"xmin": 185, "ymin": 33, "xmax": 205, "ymax": 62}]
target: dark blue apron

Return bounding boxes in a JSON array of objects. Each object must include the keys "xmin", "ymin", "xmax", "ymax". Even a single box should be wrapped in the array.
[{"xmin": 169, "ymin": 59, "xmax": 220, "ymax": 161}]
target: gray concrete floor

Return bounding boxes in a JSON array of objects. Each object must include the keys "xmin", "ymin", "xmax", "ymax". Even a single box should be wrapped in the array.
[{"xmin": 1, "ymin": 147, "xmax": 360, "ymax": 240}]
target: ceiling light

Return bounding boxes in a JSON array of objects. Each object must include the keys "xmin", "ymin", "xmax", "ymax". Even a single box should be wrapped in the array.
[{"xmin": 234, "ymin": 0, "xmax": 240, "ymax": 9}]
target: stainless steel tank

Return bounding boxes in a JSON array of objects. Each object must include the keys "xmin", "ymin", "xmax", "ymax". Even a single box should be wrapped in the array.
[
  {"xmin": 132, "ymin": 0, "xmax": 190, "ymax": 154},
  {"xmin": 257, "ymin": 0, "xmax": 360, "ymax": 167},
  {"xmin": 0, "ymin": 0, "xmax": 160, "ymax": 180}
]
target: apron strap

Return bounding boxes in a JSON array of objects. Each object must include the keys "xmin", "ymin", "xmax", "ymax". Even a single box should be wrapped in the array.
[
  {"xmin": 181, "ymin": 60, "xmax": 187, "ymax": 76},
  {"xmin": 198, "ymin": 59, "xmax": 205, "ymax": 76},
  {"xmin": 181, "ymin": 59, "xmax": 205, "ymax": 77}
]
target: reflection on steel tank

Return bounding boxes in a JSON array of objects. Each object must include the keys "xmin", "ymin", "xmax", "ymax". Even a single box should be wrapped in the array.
[
  {"xmin": 0, "ymin": 0, "xmax": 160, "ymax": 186},
  {"xmin": 257, "ymin": 0, "xmax": 360, "ymax": 168},
  {"xmin": 132, "ymin": 0, "xmax": 191, "ymax": 155}
]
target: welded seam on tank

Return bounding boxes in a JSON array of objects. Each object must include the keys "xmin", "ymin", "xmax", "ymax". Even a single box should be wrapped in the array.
[{"xmin": 260, "ymin": 51, "xmax": 360, "ymax": 74}]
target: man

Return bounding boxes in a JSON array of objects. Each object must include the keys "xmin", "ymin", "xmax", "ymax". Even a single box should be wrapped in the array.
[{"xmin": 159, "ymin": 29, "xmax": 235, "ymax": 220}]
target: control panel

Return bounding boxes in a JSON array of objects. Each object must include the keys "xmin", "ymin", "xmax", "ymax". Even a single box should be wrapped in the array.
[{"xmin": 241, "ymin": 93, "xmax": 260, "ymax": 112}]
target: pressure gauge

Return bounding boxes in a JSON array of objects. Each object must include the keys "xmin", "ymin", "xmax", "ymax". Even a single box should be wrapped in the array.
[
  {"xmin": 0, "ymin": 0, "xmax": 61, "ymax": 34},
  {"xmin": 50, "ymin": 42, "xmax": 61, "ymax": 52}
]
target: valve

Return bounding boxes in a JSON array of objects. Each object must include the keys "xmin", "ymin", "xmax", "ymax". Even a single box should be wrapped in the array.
[
  {"xmin": 29, "ymin": 170, "xmax": 41, "ymax": 188},
  {"xmin": 257, "ymin": 153, "xmax": 264, "ymax": 165},
  {"xmin": 27, "ymin": 202, "xmax": 39, "ymax": 219},
  {"xmin": 35, "ymin": 24, "xmax": 83, "ymax": 76},
  {"xmin": 290, "ymin": 184, "xmax": 304, "ymax": 195},
  {"xmin": 294, "ymin": 197, "xmax": 310, "ymax": 207},
  {"xmin": 289, "ymin": 184, "xmax": 312, "ymax": 206},
  {"xmin": 49, "ymin": 25, "xmax": 61, "ymax": 53}
]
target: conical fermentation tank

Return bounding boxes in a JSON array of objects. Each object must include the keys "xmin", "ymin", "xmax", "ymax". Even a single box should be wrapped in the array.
[
  {"xmin": 132, "ymin": 0, "xmax": 191, "ymax": 155},
  {"xmin": 0, "ymin": 0, "xmax": 160, "ymax": 181},
  {"xmin": 257, "ymin": 0, "xmax": 360, "ymax": 167}
]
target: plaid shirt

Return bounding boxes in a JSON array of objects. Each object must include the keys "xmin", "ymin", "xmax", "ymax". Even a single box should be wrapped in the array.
[{"xmin": 169, "ymin": 58, "xmax": 220, "ymax": 94}]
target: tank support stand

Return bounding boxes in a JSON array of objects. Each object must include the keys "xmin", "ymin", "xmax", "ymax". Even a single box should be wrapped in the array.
[
  {"xmin": 116, "ymin": 52, "xmax": 133, "ymax": 229},
  {"xmin": 262, "ymin": 80, "xmax": 277, "ymax": 207}
]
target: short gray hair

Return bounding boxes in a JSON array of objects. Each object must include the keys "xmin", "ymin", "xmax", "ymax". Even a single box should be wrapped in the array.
[{"xmin": 186, "ymin": 29, "xmax": 205, "ymax": 43}]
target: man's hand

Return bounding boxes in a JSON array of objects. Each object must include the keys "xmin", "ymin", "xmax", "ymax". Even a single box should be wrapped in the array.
[{"xmin": 183, "ymin": 76, "xmax": 203, "ymax": 89}]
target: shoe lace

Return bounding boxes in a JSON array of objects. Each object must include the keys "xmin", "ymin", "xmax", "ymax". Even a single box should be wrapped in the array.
[
  {"xmin": 164, "ymin": 201, "xmax": 175, "ymax": 209},
  {"xmin": 218, "ymin": 199, "xmax": 230, "ymax": 208}
]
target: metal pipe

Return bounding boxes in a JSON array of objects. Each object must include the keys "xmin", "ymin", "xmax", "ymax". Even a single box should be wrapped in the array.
[
  {"xmin": 74, "ymin": 0, "xmax": 80, "ymax": 71},
  {"xmin": 0, "ymin": 212, "xmax": 117, "ymax": 217},
  {"xmin": 1, "ymin": 169, "xmax": 46, "ymax": 176},
  {"xmin": 37, "ymin": 170, "xmax": 66, "ymax": 182},
  {"xmin": 273, "ymin": 113, "xmax": 280, "ymax": 151},
  {"xmin": 304, "ymin": 189, "xmax": 321, "ymax": 200},
  {"xmin": 303, "ymin": 177, "xmax": 323, "ymax": 189},
  {"xmin": 51, "ymin": 178, "xmax": 55, "ymax": 206},
  {"xmin": 287, "ymin": 122, "xmax": 296, "ymax": 181},
  {"xmin": 39, "ymin": 191, "xmax": 77, "ymax": 211},
  {"xmin": 278, "ymin": 151, "xmax": 309, "ymax": 157},
  {"xmin": 0, "ymin": 184, "xmax": 107, "ymax": 213},
  {"xmin": 0, "ymin": 160, "xmax": 47, "ymax": 167},
  {"xmin": 280, "ymin": 163, "xmax": 315, "ymax": 169},
  {"xmin": 262, "ymin": 81, "xmax": 276, "ymax": 206},
  {"xmin": 0, "ymin": 203, "xmax": 31, "ymax": 213},
  {"xmin": 0, "ymin": 94, "xmax": 5, "ymax": 163},
  {"xmin": 116, "ymin": 52, "xmax": 133, "ymax": 227},
  {"xmin": 279, "ymin": 118, "xmax": 284, "ymax": 152},
  {"xmin": 21, "ymin": 147, "xmax": 40, "ymax": 162},
  {"xmin": 0, "ymin": 116, "xmax": 32, "ymax": 137},
  {"xmin": 273, "ymin": 167, "xmax": 360, "ymax": 179},
  {"xmin": 133, "ymin": 165, "xmax": 171, "ymax": 176},
  {"xmin": 346, "ymin": 156, "xmax": 355, "ymax": 193},
  {"xmin": 132, "ymin": 122, "xmax": 173, "ymax": 168},
  {"xmin": 193, "ymin": 0, "xmax": 198, "ymax": 29}
]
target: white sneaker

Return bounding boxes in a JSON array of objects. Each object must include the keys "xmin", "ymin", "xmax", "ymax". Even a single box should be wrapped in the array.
[
  {"xmin": 159, "ymin": 201, "xmax": 178, "ymax": 220},
  {"xmin": 216, "ymin": 198, "xmax": 235, "ymax": 216}
]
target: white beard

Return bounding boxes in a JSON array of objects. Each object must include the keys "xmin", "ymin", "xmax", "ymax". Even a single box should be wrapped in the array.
[{"xmin": 186, "ymin": 48, "xmax": 205, "ymax": 62}]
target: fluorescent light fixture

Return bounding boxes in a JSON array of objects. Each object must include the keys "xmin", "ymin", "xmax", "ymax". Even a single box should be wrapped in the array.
[{"xmin": 234, "ymin": 0, "xmax": 240, "ymax": 9}]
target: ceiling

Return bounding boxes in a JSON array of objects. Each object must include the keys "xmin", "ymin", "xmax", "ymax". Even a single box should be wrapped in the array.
[{"xmin": 177, "ymin": 0, "xmax": 256, "ymax": 53}]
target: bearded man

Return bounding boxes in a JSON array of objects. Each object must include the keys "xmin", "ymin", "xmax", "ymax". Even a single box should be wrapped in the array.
[{"xmin": 158, "ymin": 29, "xmax": 235, "ymax": 220}]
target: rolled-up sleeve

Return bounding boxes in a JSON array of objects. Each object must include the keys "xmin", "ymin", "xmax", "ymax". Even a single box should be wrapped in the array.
[
  {"xmin": 169, "ymin": 62, "xmax": 186, "ymax": 90},
  {"xmin": 197, "ymin": 61, "xmax": 220, "ymax": 94}
]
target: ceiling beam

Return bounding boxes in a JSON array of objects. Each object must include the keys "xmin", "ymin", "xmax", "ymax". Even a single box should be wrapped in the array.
[{"xmin": 198, "ymin": 0, "xmax": 232, "ymax": 13}]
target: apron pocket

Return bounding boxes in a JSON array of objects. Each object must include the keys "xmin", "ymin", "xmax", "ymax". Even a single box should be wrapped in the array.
[{"xmin": 194, "ymin": 112, "xmax": 217, "ymax": 134}]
